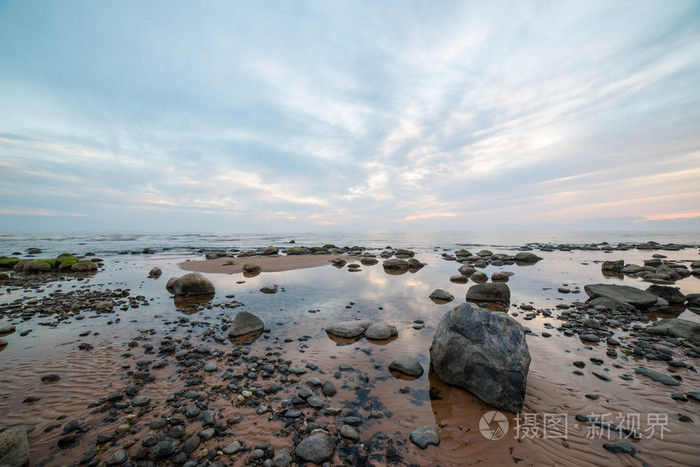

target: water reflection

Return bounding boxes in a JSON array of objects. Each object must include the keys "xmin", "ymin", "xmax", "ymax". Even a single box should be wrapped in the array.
[{"xmin": 172, "ymin": 294, "xmax": 214, "ymax": 314}]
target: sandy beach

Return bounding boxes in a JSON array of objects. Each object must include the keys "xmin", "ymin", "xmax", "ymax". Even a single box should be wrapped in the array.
[{"xmin": 1, "ymin": 239, "xmax": 699, "ymax": 466}]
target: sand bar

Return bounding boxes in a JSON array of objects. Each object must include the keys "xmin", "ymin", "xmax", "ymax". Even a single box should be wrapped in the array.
[{"xmin": 179, "ymin": 254, "xmax": 350, "ymax": 274}]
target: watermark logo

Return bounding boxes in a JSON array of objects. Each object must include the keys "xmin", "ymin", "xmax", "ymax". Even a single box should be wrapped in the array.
[{"xmin": 480, "ymin": 411, "xmax": 509, "ymax": 440}]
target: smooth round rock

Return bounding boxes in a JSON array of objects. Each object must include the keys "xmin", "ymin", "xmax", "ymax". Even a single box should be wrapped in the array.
[{"xmin": 294, "ymin": 433, "xmax": 336, "ymax": 464}]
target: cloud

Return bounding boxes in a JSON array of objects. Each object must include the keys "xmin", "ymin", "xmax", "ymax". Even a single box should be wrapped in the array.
[{"xmin": 0, "ymin": 1, "xmax": 698, "ymax": 231}]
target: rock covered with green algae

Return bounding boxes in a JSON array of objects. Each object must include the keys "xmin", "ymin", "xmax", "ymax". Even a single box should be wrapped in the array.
[
  {"xmin": 0, "ymin": 425, "xmax": 34, "ymax": 467},
  {"xmin": 8, "ymin": 253, "xmax": 99, "ymax": 274}
]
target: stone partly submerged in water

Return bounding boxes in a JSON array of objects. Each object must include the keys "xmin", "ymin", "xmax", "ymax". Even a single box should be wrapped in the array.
[
  {"xmin": 465, "ymin": 283, "xmax": 511, "ymax": 303},
  {"xmin": 388, "ymin": 354, "xmax": 424, "ymax": 378},
  {"xmin": 167, "ymin": 272, "xmax": 215, "ymax": 296},
  {"xmin": 364, "ymin": 323, "xmax": 398, "ymax": 340},
  {"xmin": 228, "ymin": 310, "xmax": 265, "ymax": 338},
  {"xmin": 645, "ymin": 318, "xmax": 700, "ymax": 341},
  {"xmin": 513, "ymin": 252, "xmax": 542, "ymax": 263},
  {"xmin": 0, "ymin": 425, "xmax": 35, "ymax": 467},
  {"xmin": 409, "ymin": 426, "xmax": 440, "ymax": 449},
  {"xmin": 583, "ymin": 284, "xmax": 658, "ymax": 308},
  {"xmin": 325, "ymin": 320, "xmax": 373, "ymax": 339},
  {"xmin": 429, "ymin": 302, "xmax": 531, "ymax": 413}
]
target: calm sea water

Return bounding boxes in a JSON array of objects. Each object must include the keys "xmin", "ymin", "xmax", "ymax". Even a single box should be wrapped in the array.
[{"xmin": 1, "ymin": 230, "xmax": 698, "ymax": 257}]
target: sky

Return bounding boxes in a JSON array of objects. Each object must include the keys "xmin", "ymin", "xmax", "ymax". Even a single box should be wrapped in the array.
[{"xmin": 1, "ymin": 0, "xmax": 699, "ymax": 232}]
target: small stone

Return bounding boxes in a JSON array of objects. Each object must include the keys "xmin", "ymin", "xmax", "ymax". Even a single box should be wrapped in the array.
[
  {"xmin": 131, "ymin": 395, "xmax": 151, "ymax": 407},
  {"xmin": 105, "ymin": 449, "xmax": 129, "ymax": 465},
  {"xmin": 223, "ymin": 440, "xmax": 241, "ymax": 454},
  {"xmin": 181, "ymin": 436, "xmax": 201, "ymax": 454},
  {"xmin": 340, "ymin": 424, "xmax": 360, "ymax": 441},
  {"xmin": 389, "ymin": 355, "xmax": 424, "ymax": 378},
  {"xmin": 603, "ymin": 442, "xmax": 636, "ymax": 456},
  {"xmin": 410, "ymin": 426, "xmax": 440, "ymax": 449}
]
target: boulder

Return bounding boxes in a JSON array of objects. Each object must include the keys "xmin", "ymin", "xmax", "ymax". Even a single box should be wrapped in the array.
[
  {"xmin": 228, "ymin": 311, "xmax": 265, "ymax": 337},
  {"xmin": 243, "ymin": 263, "xmax": 261, "ymax": 273},
  {"xmin": 286, "ymin": 246, "xmax": 308, "ymax": 255},
  {"xmin": 583, "ymin": 284, "xmax": 657, "ymax": 308},
  {"xmin": 645, "ymin": 318, "xmax": 700, "ymax": 341},
  {"xmin": 645, "ymin": 285, "xmax": 686, "ymax": 305},
  {"xmin": 601, "ymin": 260, "xmax": 624, "ymax": 272},
  {"xmin": 261, "ymin": 246, "xmax": 278, "ymax": 256},
  {"xmin": 382, "ymin": 259, "xmax": 409, "ymax": 270},
  {"xmin": 458, "ymin": 265, "xmax": 476, "ymax": 276},
  {"xmin": 514, "ymin": 252, "xmax": 542, "ymax": 263},
  {"xmin": 71, "ymin": 262, "xmax": 98, "ymax": 272},
  {"xmin": 389, "ymin": 355, "xmax": 424, "ymax": 378},
  {"xmin": 466, "ymin": 283, "xmax": 511, "ymax": 303},
  {"xmin": 0, "ymin": 425, "xmax": 34, "ymax": 467},
  {"xmin": 429, "ymin": 289, "xmax": 454, "ymax": 302},
  {"xmin": 449, "ymin": 274, "xmax": 468, "ymax": 284},
  {"xmin": 470, "ymin": 272, "xmax": 488, "ymax": 283},
  {"xmin": 429, "ymin": 303, "xmax": 531, "ymax": 413},
  {"xmin": 294, "ymin": 432, "xmax": 335, "ymax": 464},
  {"xmin": 169, "ymin": 272, "xmax": 215, "ymax": 296},
  {"xmin": 364, "ymin": 323, "xmax": 398, "ymax": 340},
  {"xmin": 326, "ymin": 320, "xmax": 373, "ymax": 338}
]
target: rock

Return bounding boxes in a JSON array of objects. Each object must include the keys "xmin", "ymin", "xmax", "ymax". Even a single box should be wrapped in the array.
[
  {"xmin": 169, "ymin": 272, "xmax": 215, "ymax": 296},
  {"xmin": 294, "ymin": 432, "xmax": 336, "ymax": 464},
  {"xmin": 582, "ymin": 318, "xmax": 602, "ymax": 329},
  {"xmin": 286, "ymin": 246, "xmax": 307, "ymax": 255},
  {"xmin": 243, "ymin": 263, "xmax": 261, "ymax": 273},
  {"xmin": 580, "ymin": 334, "xmax": 600, "ymax": 343},
  {"xmin": 0, "ymin": 339, "xmax": 7, "ymax": 351},
  {"xmin": 407, "ymin": 258, "xmax": 425, "ymax": 269},
  {"xmin": 325, "ymin": 320, "xmax": 373, "ymax": 338},
  {"xmin": 383, "ymin": 258, "xmax": 409, "ymax": 270},
  {"xmin": 71, "ymin": 262, "xmax": 98, "ymax": 272},
  {"xmin": 41, "ymin": 374, "xmax": 60, "ymax": 383},
  {"xmin": 340, "ymin": 424, "xmax": 360, "ymax": 441},
  {"xmin": 645, "ymin": 285, "xmax": 686, "ymax": 305},
  {"xmin": 153, "ymin": 440, "xmax": 175, "ymax": 458},
  {"xmin": 321, "ymin": 381, "xmax": 337, "ymax": 397},
  {"xmin": 601, "ymin": 260, "xmax": 624, "ymax": 272},
  {"xmin": 645, "ymin": 318, "xmax": 700, "ymax": 341},
  {"xmin": 514, "ymin": 252, "xmax": 542, "ymax": 263},
  {"xmin": 106, "ymin": 449, "xmax": 129, "ymax": 465},
  {"xmin": 132, "ymin": 395, "xmax": 151, "ymax": 407},
  {"xmin": 203, "ymin": 362, "xmax": 217, "ymax": 372},
  {"xmin": 686, "ymin": 293, "xmax": 700, "ymax": 308},
  {"xmin": 635, "ymin": 367, "xmax": 680, "ymax": 386},
  {"xmin": 365, "ymin": 323, "xmax": 398, "ymax": 340},
  {"xmin": 588, "ymin": 297, "xmax": 635, "ymax": 313},
  {"xmin": 583, "ymin": 284, "xmax": 658, "ymax": 308},
  {"xmin": 470, "ymin": 272, "xmax": 488, "ymax": 283},
  {"xmin": 603, "ymin": 441, "xmax": 636, "ymax": 456},
  {"xmin": 466, "ymin": 283, "xmax": 511, "ymax": 303},
  {"xmin": 429, "ymin": 289, "xmax": 454, "ymax": 302},
  {"xmin": 228, "ymin": 310, "xmax": 265, "ymax": 337},
  {"xmin": 260, "ymin": 285, "xmax": 278, "ymax": 294},
  {"xmin": 148, "ymin": 267, "xmax": 162, "ymax": 278},
  {"xmin": 388, "ymin": 355, "xmax": 424, "ymax": 378},
  {"xmin": 449, "ymin": 274, "xmax": 469, "ymax": 283},
  {"xmin": 272, "ymin": 448, "xmax": 292, "ymax": 467},
  {"xmin": 261, "ymin": 246, "xmax": 278, "ymax": 256},
  {"xmin": 491, "ymin": 272, "xmax": 510, "ymax": 282},
  {"xmin": 429, "ymin": 303, "xmax": 530, "ymax": 413},
  {"xmin": 0, "ymin": 425, "xmax": 34, "ymax": 467},
  {"xmin": 458, "ymin": 265, "xmax": 476, "ymax": 276},
  {"xmin": 409, "ymin": 427, "xmax": 440, "ymax": 449},
  {"xmin": 0, "ymin": 325, "xmax": 16, "ymax": 335},
  {"xmin": 222, "ymin": 440, "xmax": 240, "ymax": 454}
]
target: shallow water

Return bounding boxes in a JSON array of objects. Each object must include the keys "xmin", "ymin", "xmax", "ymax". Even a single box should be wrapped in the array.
[{"xmin": 1, "ymin": 235, "xmax": 699, "ymax": 466}]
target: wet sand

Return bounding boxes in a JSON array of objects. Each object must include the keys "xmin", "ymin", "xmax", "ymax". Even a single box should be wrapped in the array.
[
  {"xmin": 180, "ymin": 254, "xmax": 350, "ymax": 274},
  {"xmin": 1, "ymin": 245, "xmax": 699, "ymax": 466}
]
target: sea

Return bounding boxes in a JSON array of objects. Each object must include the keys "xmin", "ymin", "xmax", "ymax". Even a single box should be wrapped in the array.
[{"xmin": 1, "ymin": 230, "xmax": 698, "ymax": 258}]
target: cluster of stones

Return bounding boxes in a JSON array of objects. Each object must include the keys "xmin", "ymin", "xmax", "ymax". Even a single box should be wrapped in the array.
[
  {"xmin": 0, "ymin": 252, "xmax": 101, "ymax": 277},
  {"xmin": 553, "ymin": 284, "xmax": 700, "ymax": 364},
  {"xmin": 528, "ymin": 240, "xmax": 696, "ymax": 252},
  {"xmin": 602, "ymin": 257, "xmax": 699, "ymax": 285},
  {"xmin": 441, "ymin": 248, "xmax": 542, "ymax": 267},
  {"xmin": 0, "ymin": 288, "xmax": 142, "ymax": 324}
]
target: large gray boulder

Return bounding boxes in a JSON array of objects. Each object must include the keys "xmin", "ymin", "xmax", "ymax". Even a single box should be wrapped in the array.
[
  {"xmin": 168, "ymin": 272, "xmax": 215, "ymax": 296},
  {"xmin": 325, "ymin": 320, "xmax": 373, "ymax": 338},
  {"xmin": 0, "ymin": 425, "xmax": 34, "ymax": 467},
  {"xmin": 466, "ymin": 283, "xmax": 511, "ymax": 303},
  {"xmin": 228, "ymin": 311, "xmax": 265, "ymax": 337},
  {"xmin": 429, "ymin": 303, "xmax": 531, "ymax": 413},
  {"xmin": 645, "ymin": 318, "xmax": 700, "ymax": 341},
  {"xmin": 584, "ymin": 284, "xmax": 657, "ymax": 308}
]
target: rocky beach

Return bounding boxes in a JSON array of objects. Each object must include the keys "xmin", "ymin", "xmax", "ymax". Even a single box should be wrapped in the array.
[{"xmin": 1, "ymin": 233, "xmax": 699, "ymax": 466}]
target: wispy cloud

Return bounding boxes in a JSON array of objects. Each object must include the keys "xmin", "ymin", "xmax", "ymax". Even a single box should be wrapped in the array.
[{"xmin": 0, "ymin": 1, "xmax": 698, "ymax": 230}]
